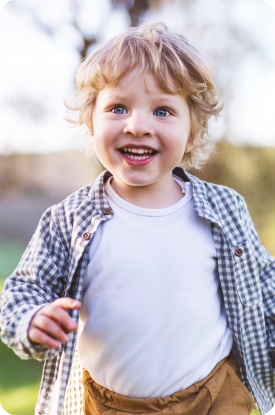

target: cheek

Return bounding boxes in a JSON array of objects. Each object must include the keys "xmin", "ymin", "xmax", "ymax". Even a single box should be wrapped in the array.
[
  {"xmin": 92, "ymin": 138, "xmax": 105, "ymax": 160},
  {"xmin": 92, "ymin": 134, "xmax": 115, "ymax": 167}
]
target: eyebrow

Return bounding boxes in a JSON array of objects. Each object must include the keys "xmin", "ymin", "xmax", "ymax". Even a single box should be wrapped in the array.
[
  {"xmin": 105, "ymin": 92, "xmax": 128, "ymax": 101},
  {"xmin": 103, "ymin": 87, "xmax": 186, "ymax": 110},
  {"xmin": 106, "ymin": 91, "xmax": 180, "ymax": 103}
]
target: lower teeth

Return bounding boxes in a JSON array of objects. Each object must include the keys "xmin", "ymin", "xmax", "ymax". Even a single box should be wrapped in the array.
[{"xmin": 127, "ymin": 154, "xmax": 151, "ymax": 160}]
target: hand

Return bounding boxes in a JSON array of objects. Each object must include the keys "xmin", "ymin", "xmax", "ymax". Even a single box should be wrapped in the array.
[{"xmin": 28, "ymin": 298, "xmax": 81, "ymax": 349}]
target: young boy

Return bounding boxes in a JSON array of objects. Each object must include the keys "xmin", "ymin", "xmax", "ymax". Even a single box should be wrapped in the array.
[{"xmin": 0, "ymin": 22, "xmax": 274, "ymax": 415}]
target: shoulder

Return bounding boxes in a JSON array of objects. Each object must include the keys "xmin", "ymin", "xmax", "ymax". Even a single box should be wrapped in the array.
[
  {"xmin": 38, "ymin": 171, "xmax": 108, "ymax": 236},
  {"xmin": 53, "ymin": 183, "xmax": 93, "ymax": 216},
  {"xmin": 40, "ymin": 183, "xmax": 93, "ymax": 228},
  {"xmin": 182, "ymin": 169, "xmax": 244, "ymax": 206},
  {"xmin": 180, "ymin": 170, "xmax": 251, "ymax": 235},
  {"xmin": 51, "ymin": 170, "xmax": 108, "ymax": 217},
  {"xmin": 29, "ymin": 184, "xmax": 94, "ymax": 251}
]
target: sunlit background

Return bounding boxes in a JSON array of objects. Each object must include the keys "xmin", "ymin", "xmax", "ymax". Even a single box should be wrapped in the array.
[
  {"xmin": 0, "ymin": 1, "xmax": 274, "ymax": 414},
  {"xmin": 0, "ymin": 0, "xmax": 275, "ymax": 153}
]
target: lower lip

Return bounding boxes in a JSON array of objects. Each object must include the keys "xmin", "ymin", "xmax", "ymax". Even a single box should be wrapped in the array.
[{"xmin": 120, "ymin": 152, "xmax": 157, "ymax": 166}]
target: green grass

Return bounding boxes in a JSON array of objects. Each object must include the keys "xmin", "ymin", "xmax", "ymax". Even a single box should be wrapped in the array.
[
  {"xmin": 0, "ymin": 383, "xmax": 40, "ymax": 415},
  {"xmin": 0, "ymin": 240, "xmax": 42, "ymax": 415},
  {"xmin": 0, "ymin": 240, "xmax": 26, "ymax": 291},
  {"xmin": 0, "ymin": 339, "xmax": 42, "ymax": 415}
]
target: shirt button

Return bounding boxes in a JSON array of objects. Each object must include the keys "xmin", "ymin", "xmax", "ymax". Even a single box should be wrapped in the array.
[
  {"xmin": 82, "ymin": 232, "xmax": 91, "ymax": 240},
  {"xmin": 102, "ymin": 208, "xmax": 112, "ymax": 215},
  {"xmin": 234, "ymin": 248, "xmax": 244, "ymax": 257}
]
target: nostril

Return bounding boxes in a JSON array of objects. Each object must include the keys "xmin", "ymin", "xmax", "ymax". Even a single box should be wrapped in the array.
[{"xmin": 123, "ymin": 118, "xmax": 153, "ymax": 137}]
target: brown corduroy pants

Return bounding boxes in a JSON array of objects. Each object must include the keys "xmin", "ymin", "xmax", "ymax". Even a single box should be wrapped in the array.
[{"xmin": 82, "ymin": 355, "xmax": 254, "ymax": 415}]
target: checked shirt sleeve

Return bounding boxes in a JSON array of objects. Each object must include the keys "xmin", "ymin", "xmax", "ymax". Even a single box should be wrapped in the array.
[
  {"xmin": 259, "ymin": 246, "xmax": 275, "ymax": 365},
  {"xmin": 0, "ymin": 204, "xmax": 70, "ymax": 361},
  {"xmin": 239, "ymin": 197, "xmax": 275, "ymax": 365}
]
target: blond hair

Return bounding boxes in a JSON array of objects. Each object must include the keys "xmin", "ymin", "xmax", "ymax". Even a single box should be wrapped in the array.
[{"xmin": 70, "ymin": 22, "xmax": 222, "ymax": 170}]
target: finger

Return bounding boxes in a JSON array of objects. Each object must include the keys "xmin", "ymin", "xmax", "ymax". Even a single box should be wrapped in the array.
[
  {"xmin": 43, "ymin": 306, "xmax": 78, "ymax": 333},
  {"xmin": 52, "ymin": 297, "xmax": 81, "ymax": 311},
  {"xmin": 28, "ymin": 298, "xmax": 81, "ymax": 348},
  {"xmin": 28, "ymin": 326, "xmax": 61, "ymax": 349},
  {"xmin": 31, "ymin": 314, "xmax": 69, "ymax": 344}
]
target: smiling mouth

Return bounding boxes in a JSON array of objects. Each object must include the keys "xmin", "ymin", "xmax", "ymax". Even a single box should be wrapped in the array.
[{"xmin": 119, "ymin": 147, "xmax": 157, "ymax": 160}]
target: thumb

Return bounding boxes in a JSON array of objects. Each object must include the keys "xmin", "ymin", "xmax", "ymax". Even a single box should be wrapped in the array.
[{"xmin": 54, "ymin": 297, "xmax": 81, "ymax": 310}]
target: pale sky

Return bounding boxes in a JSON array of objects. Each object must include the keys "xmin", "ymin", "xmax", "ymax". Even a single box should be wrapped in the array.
[{"xmin": 0, "ymin": 0, "xmax": 275, "ymax": 154}]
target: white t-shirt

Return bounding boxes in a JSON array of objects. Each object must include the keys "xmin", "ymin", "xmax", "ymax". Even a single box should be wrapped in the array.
[{"xmin": 77, "ymin": 177, "xmax": 233, "ymax": 398}]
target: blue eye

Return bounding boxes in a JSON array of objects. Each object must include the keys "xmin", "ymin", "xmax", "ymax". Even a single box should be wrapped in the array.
[
  {"xmin": 154, "ymin": 108, "xmax": 170, "ymax": 117},
  {"xmin": 112, "ymin": 106, "xmax": 126, "ymax": 114}
]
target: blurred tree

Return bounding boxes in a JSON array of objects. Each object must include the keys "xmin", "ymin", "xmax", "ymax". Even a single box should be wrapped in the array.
[
  {"xmin": 72, "ymin": 0, "xmax": 152, "ymax": 58},
  {"xmin": 8, "ymin": 0, "xmax": 274, "ymax": 143},
  {"xmin": 111, "ymin": 0, "xmax": 150, "ymax": 26}
]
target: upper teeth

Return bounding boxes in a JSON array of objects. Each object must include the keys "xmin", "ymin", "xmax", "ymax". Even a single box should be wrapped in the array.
[{"xmin": 123, "ymin": 148, "xmax": 153, "ymax": 154}]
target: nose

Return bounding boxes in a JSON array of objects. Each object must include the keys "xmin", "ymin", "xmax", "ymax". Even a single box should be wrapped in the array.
[{"xmin": 123, "ymin": 111, "xmax": 153, "ymax": 137}]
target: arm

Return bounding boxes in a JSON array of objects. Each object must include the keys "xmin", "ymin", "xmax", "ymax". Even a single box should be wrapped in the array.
[
  {"xmin": 0, "ymin": 205, "xmax": 75, "ymax": 360},
  {"xmin": 239, "ymin": 196, "xmax": 275, "ymax": 365},
  {"xmin": 261, "ymin": 258, "xmax": 275, "ymax": 367},
  {"xmin": 258, "ymin": 245, "xmax": 275, "ymax": 366}
]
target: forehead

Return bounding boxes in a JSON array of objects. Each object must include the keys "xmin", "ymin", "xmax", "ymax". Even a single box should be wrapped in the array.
[
  {"xmin": 117, "ymin": 68, "xmax": 161, "ymax": 92},
  {"xmin": 101, "ymin": 66, "xmax": 180, "ymax": 98}
]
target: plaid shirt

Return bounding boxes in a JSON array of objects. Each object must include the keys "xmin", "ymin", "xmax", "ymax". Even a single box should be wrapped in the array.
[{"xmin": 1, "ymin": 168, "xmax": 275, "ymax": 415}]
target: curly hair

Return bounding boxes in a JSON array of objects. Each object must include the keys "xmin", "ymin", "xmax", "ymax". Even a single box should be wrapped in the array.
[{"xmin": 68, "ymin": 22, "xmax": 223, "ymax": 170}]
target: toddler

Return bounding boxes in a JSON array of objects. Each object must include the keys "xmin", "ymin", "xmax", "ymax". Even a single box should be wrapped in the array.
[{"xmin": 1, "ymin": 22, "xmax": 275, "ymax": 415}]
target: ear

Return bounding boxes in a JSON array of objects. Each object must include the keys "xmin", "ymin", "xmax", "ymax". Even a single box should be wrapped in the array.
[{"xmin": 185, "ymin": 136, "xmax": 193, "ymax": 153}]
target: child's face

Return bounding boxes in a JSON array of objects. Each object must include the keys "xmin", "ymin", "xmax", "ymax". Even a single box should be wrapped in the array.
[{"xmin": 91, "ymin": 67, "xmax": 192, "ymax": 199}]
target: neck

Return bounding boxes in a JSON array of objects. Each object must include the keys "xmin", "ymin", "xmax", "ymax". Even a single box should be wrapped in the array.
[{"xmin": 110, "ymin": 178, "xmax": 184, "ymax": 209}]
